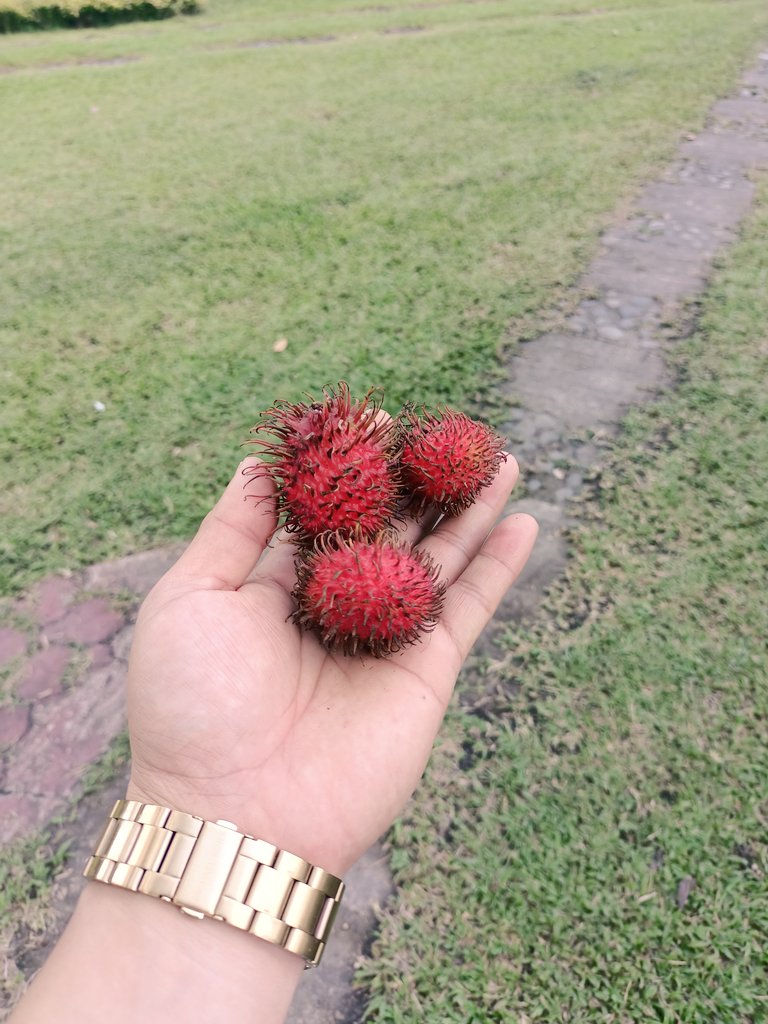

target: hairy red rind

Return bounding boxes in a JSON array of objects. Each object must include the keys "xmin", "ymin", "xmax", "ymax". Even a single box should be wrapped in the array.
[
  {"xmin": 245, "ymin": 383, "xmax": 508, "ymax": 659},
  {"xmin": 292, "ymin": 533, "xmax": 446, "ymax": 657},
  {"xmin": 247, "ymin": 382, "xmax": 402, "ymax": 545},
  {"xmin": 397, "ymin": 406, "xmax": 507, "ymax": 516}
]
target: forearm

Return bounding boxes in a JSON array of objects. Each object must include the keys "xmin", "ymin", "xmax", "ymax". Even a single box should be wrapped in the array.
[{"xmin": 10, "ymin": 881, "xmax": 304, "ymax": 1024}]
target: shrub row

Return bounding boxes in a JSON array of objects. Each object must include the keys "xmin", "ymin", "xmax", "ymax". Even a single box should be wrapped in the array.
[{"xmin": 0, "ymin": 0, "xmax": 197, "ymax": 32}]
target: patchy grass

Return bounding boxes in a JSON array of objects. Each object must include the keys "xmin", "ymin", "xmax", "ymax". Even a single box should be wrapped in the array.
[
  {"xmin": 0, "ymin": 730, "xmax": 131, "ymax": 1014},
  {"xmin": 0, "ymin": 730, "xmax": 128, "ymax": 924},
  {"xmin": 0, "ymin": 833, "xmax": 69, "ymax": 923},
  {"xmin": 78, "ymin": 729, "xmax": 130, "ymax": 796},
  {"xmin": 2, "ymin": 0, "xmax": 768, "ymax": 593},
  {"xmin": 0, "ymin": 829, "xmax": 69, "ymax": 1011},
  {"xmin": 360, "ymin": 183, "xmax": 768, "ymax": 1022}
]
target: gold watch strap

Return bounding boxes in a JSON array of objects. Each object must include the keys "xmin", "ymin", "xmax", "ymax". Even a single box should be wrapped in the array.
[{"xmin": 83, "ymin": 799, "xmax": 344, "ymax": 968}]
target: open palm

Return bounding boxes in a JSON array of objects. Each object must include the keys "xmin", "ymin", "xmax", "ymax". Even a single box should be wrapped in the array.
[{"xmin": 126, "ymin": 456, "xmax": 537, "ymax": 875}]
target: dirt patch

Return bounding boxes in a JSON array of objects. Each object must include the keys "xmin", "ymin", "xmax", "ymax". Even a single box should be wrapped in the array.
[
  {"xmin": 0, "ymin": 55, "xmax": 142, "ymax": 75},
  {"xmin": 232, "ymin": 34, "xmax": 337, "ymax": 50},
  {"xmin": 380, "ymin": 25, "xmax": 425, "ymax": 34}
]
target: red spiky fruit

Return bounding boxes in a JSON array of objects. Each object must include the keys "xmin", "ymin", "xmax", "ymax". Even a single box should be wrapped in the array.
[
  {"xmin": 398, "ymin": 407, "xmax": 507, "ymax": 516},
  {"xmin": 248, "ymin": 382, "xmax": 401, "ymax": 544},
  {"xmin": 292, "ymin": 534, "xmax": 446, "ymax": 657}
]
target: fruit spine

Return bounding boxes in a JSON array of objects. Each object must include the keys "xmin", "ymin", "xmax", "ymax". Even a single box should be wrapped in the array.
[
  {"xmin": 397, "ymin": 406, "xmax": 507, "ymax": 516},
  {"xmin": 247, "ymin": 382, "xmax": 508, "ymax": 658},
  {"xmin": 247, "ymin": 382, "xmax": 401, "ymax": 545},
  {"xmin": 292, "ymin": 533, "xmax": 446, "ymax": 657}
]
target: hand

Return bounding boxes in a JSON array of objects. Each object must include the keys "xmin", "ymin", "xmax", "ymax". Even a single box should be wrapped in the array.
[
  {"xmin": 9, "ymin": 454, "xmax": 537, "ymax": 1024},
  {"xmin": 126, "ymin": 456, "xmax": 537, "ymax": 875}
]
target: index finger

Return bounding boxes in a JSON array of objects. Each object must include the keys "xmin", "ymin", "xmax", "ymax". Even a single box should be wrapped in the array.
[
  {"xmin": 399, "ymin": 511, "xmax": 538, "ymax": 690},
  {"xmin": 165, "ymin": 457, "xmax": 277, "ymax": 590},
  {"xmin": 439, "ymin": 512, "xmax": 538, "ymax": 664}
]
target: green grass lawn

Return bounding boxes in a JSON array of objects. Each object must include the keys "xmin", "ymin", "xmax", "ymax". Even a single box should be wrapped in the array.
[
  {"xmin": 360, "ymin": 184, "xmax": 768, "ymax": 1023},
  {"xmin": 2, "ymin": 0, "xmax": 768, "ymax": 593},
  {"xmin": 2, "ymin": 3, "xmax": 768, "ymax": 1019}
]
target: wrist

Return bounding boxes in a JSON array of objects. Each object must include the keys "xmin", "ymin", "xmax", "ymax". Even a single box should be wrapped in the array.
[
  {"xmin": 11, "ymin": 881, "xmax": 303, "ymax": 1024},
  {"xmin": 86, "ymin": 794, "xmax": 345, "ymax": 974},
  {"xmin": 126, "ymin": 773, "xmax": 356, "ymax": 876},
  {"xmin": 82, "ymin": 879, "xmax": 306, "ymax": 985}
]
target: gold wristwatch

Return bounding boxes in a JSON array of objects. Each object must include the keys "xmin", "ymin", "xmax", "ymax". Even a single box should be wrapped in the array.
[{"xmin": 83, "ymin": 799, "xmax": 344, "ymax": 967}]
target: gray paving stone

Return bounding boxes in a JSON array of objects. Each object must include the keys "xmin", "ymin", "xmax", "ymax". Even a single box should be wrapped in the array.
[
  {"xmin": 0, "ymin": 704, "xmax": 30, "ymax": 750},
  {"xmin": 0, "ymin": 794, "xmax": 29, "ymax": 835},
  {"xmin": 640, "ymin": 182, "xmax": 752, "ymax": 228},
  {"xmin": 83, "ymin": 544, "xmax": 186, "ymax": 593},
  {"xmin": 597, "ymin": 324, "xmax": 624, "ymax": 341},
  {"xmin": 678, "ymin": 131, "xmax": 768, "ymax": 171},
  {"xmin": 45, "ymin": 598, "xmax": 125, "ymax": 646},
  {"xmin": 2, "ymin": 663, "xmax": 127, "ymax": 845},
  {"xmin": 604, "ymin": 234, "xmax": 716, "ymax": 268},
  {"xmin": 34, "ymin": 577, "xmax": 77, "ymax": 626},
  {"xmin": 583, "ymin": 258, "xmax": 705, "ymax": 301},
  {"xmin": 711, "ymin": 96, "xmax": 768, "ymax": 125},
  {"xmin": 89, "ymin": 643, "xmax": 113, "ymax": 670},
  {"xmin": 16, "ymin": 645, "xmax": 71, "ymax": 701},
  {"xmin": 511, "ymin": 332, "xmax": 666, "ymax": 430},
  {"xmin": 111, "ymin": 624, "xmax": 135, "ymax": 665},
  {"xmin": 0, "ymin": 628, "xmax": 27, "ymax": 669}
]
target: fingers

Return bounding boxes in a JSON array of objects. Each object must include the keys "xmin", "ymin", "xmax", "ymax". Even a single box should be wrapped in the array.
[
  {"xmin": 166, "ymin": 458, "xmax": 277, "ymax": 590},
  {"xmin": 415, "ymin": 455, "xmax": 520, "ymax": 582},
  {"xmin": 167, "ymin": 439, "xmax": 519, "ymax": 597},
  {"xmin": 438, "ymin": 512, "xmax": 538, "ymax": 663},
  {"xmin": 250, "ymin": 528, "xmax": 302, "ymax": 592},
  {"xmin": 394, "ymin": 504, "xmax": 442, "ymax": 549}
]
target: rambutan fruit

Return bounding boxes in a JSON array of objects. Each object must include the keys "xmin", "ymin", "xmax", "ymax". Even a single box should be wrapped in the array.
[
  {"xmin": 398, "ymin": 407, "xmax": 507, "ymax": 516},
  {"xmin": 292, "ymin": 534, "xmax": 446, "ymax": 657},
  {"xmin": 248, "ymin": 382, "xmax": 402, "ymax": 544}
]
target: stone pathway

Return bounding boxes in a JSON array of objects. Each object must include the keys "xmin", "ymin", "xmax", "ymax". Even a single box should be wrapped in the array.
[
  {"xmin": 0, "ymin": 548, "xmax": 183, "ymax": 847},
  {"xmin": 2, "ymin": 51, "xmax": 768, "ymax": 1024},
  {"xmin": 493, "ymin": 57, "xmax": 768, "ymax": 636}
]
